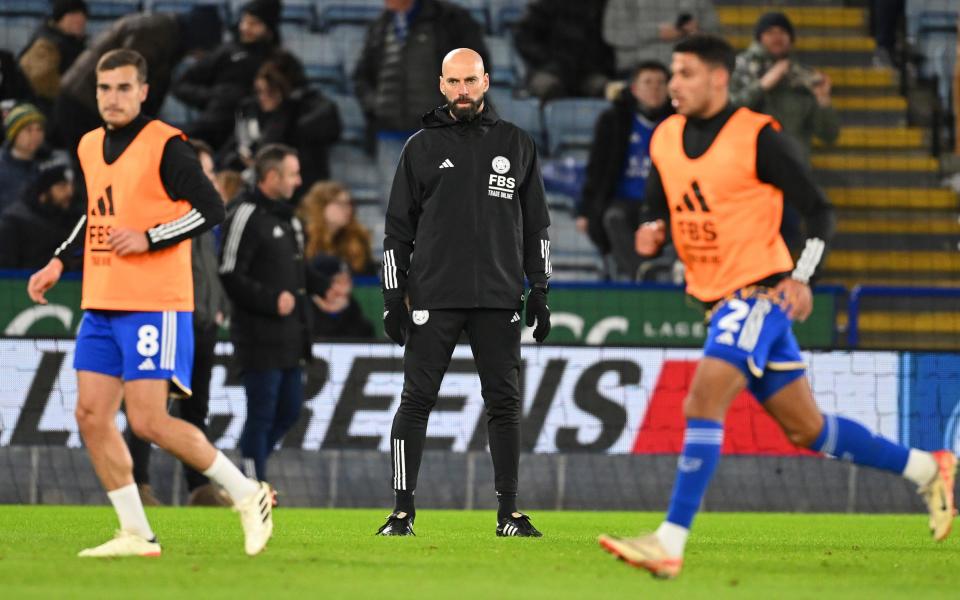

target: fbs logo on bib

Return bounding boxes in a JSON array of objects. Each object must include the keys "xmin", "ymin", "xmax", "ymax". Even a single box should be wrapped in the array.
[
  {"xmin": 487, "ymin": 156, "xmax": 515, "ymax": 199},
  {"xmin": 412, "ymin": 310, "xmax": 429, "ymax": 325}
]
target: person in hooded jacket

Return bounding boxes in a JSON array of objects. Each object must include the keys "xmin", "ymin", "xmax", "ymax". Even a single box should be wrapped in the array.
[
  {"xmin": 0, "ymin": 157, "xmax": 81, "ymax": 269},
  {"xmin": 219, "ymin": 55, "xmax": 341, "ymax": 195},
  {"xmin": 54, "ymin": 4, "xmax": 224, "ymax": 154},
  {"xmin": 173, "ymin": 0, "xmax": 288, "ymax": 149},
  {"xmin": 579, "ymin": 60, "xmax": 672, "ymax": 279},
  {"xmin": 375, "ymin": 49, "xmax": 551, "ymax": 539}
]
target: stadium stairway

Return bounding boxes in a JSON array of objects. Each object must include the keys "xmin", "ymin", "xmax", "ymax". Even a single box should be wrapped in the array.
[{"xmin": 722, "ymin": 1, "xmax": 960, "ymax": 348}]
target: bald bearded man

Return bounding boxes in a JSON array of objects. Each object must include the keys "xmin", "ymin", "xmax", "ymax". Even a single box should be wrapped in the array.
[{"xmin": 377, "ymin": 48, "xmax": 552, "ymax": 538}]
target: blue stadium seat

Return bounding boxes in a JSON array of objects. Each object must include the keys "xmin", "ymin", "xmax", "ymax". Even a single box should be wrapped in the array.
[
  {"xmin": 0, "ymin": 0, "xmax": 46, "ymax": 18},
  {"xmin": 316, "ymin": 0, "xmax": 381, "ymax": 31},
  {"xmin": 286, "ymin": 32, "xmax": 348, "ymax": 93},
  {"xmin": 484, "ymin": 35, "xmax": 518, "ymax": 88},
  {"xmin": 909, "ymin": 5, "xmax": 958, "ymax": 110},
  {"xmin": 448, "ymin": 0, "xmax": 488, "ymax": 32},
  {"xmin": 158, "ymin": 94, "xmax": 196, "ymax": 128},
  {"xmin": 0, "ymin": 17, "xmax": 40, "ymax": 54},
  {"xmin": 489, "ymin": 0, "xmax": 526, "ymax": 34},
  {"xmin": 331, "ymin": 93, "xmax": 366, "ymax": 145},
  {"xmin": 329, "ymin": 142, "xmax": 380, "ymax": 204},
  {"xmin": 486, "ymin": 87, "xmax": 543, "ymax": 149},
  {"xmin": 86, "ymin": 0, "xmax": 142, "ymax": 21},
  {"xmin": 330, "ymin": 24, "xmax": 367, "ymax": 84},
  {"xmin": 145, "ymin": 0, "xmax": 228, "ymax": 18},
  {"xmin": 542, "ymin": 98, "xmax": 608, "ymax": 157}
]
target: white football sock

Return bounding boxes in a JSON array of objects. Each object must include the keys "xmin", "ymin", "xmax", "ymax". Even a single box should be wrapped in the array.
[
  {"xmin": 203, "ymin": 451, "xmax": 259, "ymax": 502},
  {"xmin": 107, "ymin": 483, "xmax": 155, "ymax": 541},
  {"xmin": 902, "ymin": 449, "xmax": 938, "ymax": 487},
  {"xmin": 656, "ymin": 521, "xmax": 689, "ymax": 558}
]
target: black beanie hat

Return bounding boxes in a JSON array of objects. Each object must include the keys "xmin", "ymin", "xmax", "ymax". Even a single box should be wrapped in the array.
[
  {"xmin": 51, "ymin": 0, "xmax": 88, "ymax": 22},
  {"xmin": 754, "ymin": 11, "xmax": 795, "ymax": 41},
  {"xmin": 241, "ymin": 0, "xmax": 281, "ymax": 41},
  {"xmin": 179, "ymin": 5, "xmax": 224, "ymax": 52}
]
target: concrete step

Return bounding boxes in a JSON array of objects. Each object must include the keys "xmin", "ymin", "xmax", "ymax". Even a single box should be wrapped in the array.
[
  {"xmin": 813, "ymin": 126, "xmax": 924, "ymax": 150},
  {"xmin": 718, "ymin": 6, "xmax": 866, "ymax": 29},
  {"xmin": 826, "ymin": 250, "xmax": 960, "ymax": 273},
  {"xmin": 831, "ymin": 232, "xmax": 959, "ymax": 252},
  {"xmin": 827, "ymin": 186, "xmax": 957, "ymax": 210},
  {"xmin": 835, "ymin": 218, "xmax": 960, "ymax": 235},
  {"xmin": 813, "ymin": 153, "xmax": 941, "ymax": 186}
]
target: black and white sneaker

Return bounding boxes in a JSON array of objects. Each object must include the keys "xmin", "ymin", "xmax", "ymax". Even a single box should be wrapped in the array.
[
  {"xmin": 376, "ymin": 511, "xmax": 416, "ymax": 536},
  {"xmin": 496, "ymin": 512, "xmax": 542, "ymax": 537}
]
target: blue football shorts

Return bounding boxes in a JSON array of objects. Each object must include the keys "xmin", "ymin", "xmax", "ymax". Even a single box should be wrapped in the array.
[
  {"xmin": 702, "ymin": 288, "xmax": 806, "ymax": 401},
  {"xmin": 74, "ymin": 310, "xmax": 194, "ymax": 396}
]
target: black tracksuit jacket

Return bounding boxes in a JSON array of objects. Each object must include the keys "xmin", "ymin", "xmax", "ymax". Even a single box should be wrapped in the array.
[
  {"xmin": 219, "ymin": 188, "xmax": 328, "ymax": 371},
  {"xmin": 382, "ymin": 103, "xmax": 551, "ymax": 310}
]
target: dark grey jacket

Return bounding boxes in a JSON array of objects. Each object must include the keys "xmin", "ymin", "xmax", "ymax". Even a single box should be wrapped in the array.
[{"xmin": 192, "ymin": 229, "xmax": 228, "ymax": 331}]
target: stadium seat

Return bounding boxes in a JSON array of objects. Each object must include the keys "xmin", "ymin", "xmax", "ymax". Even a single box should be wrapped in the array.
[
  {"xmin": 447, "ymin": 0, "xmax": 489, "ymax": 32},
  {"xmin": 331, "ymin": 93, "xmax": 365, "ymax": 145},
  {"xmin": 911, "ymin": 8, "xmax": 958, "ymax": 110},
  {"xmin": 0, "ymin": 0, "xmax": 46, "ymax": 18},
  {"xmin": 542, "ymin": 98, "xmax": 608, "ymax": 158},
  {"xmin": 287, "ymin": 32, "xmax": 347, "ymax": 93},
  {"xmin": 330, "ymin": 24, "xmax": 367, "ymax": 86},
  {"xmin": 145, "ymin": 0, "xmax": 228, "ymax": 18},
  {"xmin": 488, "ymin": 0, "xmax": 526, "ymax": 34},
  {"xmin": 0, "ymin": 17, "xmax": 40, "ymax": 53},
  {"xmin": 86, "ymin": 0, "xmax": 142, "ymax": 21},
  {"xmin": 316, "ymin": 0, "xmax": 381, "ymax": 31},
  {"xmin": 328, "ymin": 142, "xmax": 380, "ymax": 204},
  {"xmin": 486, "ymin": 87, "xmax": 544, "ymax": 150},
  {"xmin": 484, "ymin": 34, "xmax": 519, "ymax": 88},
  {"xmin": 158, "ymin": 94, "xmax": 196, "ymax": 128}
]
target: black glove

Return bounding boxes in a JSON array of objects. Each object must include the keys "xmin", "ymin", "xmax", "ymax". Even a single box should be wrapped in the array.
[
  {"xmin": 524, "ymin": 287, "xmax": 551, "ymax": 343},
  {"xmin": 383, "ymin": 297, "xmax": 410, "ymax": 346}
]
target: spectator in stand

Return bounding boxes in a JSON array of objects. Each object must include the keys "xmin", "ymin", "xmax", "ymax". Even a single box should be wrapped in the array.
[
  {"xmin": 730, "ymin": 12, "xmax": 839, "ymax": 252},
  {"xmin": 603, "ymin": 0, "xmax": 719, "ymax": 76},
  {"xmin": 299, "ymin": 181, "xmax": 375, "ymax": 276},
  {"xmin": 219, "ymin": 56, "xmax": 341, "ymax": 195},
  {"xmin": 299, "ymin": 182, "xmax": 376, "ymax": 339},
  {"xmin": 730, "ymin": 12, "xmax": 840, "ymax": 163},
  {"xmin": 579, "ymin": 61, "xmax": 672, "ymax": 280},
  {"xmin": 308, "ymin": 256, "xmax": 375, "ymax": 339},
  {"xmin": 354, "ymin": 0, "xmax": 487, "ymax": 135},
  {"xmin": 55, "ymin": 5, "xmax": 223, "ymax": 153},
  {"xmin": 0, "ymin": 103, "xmax": 63, "ymax": 212},
  {"xmin": 17, "ymin": 0, "xmax": 87, "ymax": 113},
  {"xmin": 353, "ymin": 0, "xmax": 488, "ymax": 204},
  {"xmin": 868, "ymin": 0, "xmax": 904, "ymax": 68},
  {"xmin": 514, "ymin": 0, "xmax": 616, "ymax": 100},
  {"xmin": 217, "ymin": 170, "xmax": 245, "ymax": 205},
  {"xmin": 0, "ymin": 156, "xmax": 81, "ymax": 270},
  {"xmin": 173, "ymin": 0, "xmax": 286, "ymax": 149},
  {"xmin": 0, "ymin": 51, "xmax": 33, "ymax": 108}
]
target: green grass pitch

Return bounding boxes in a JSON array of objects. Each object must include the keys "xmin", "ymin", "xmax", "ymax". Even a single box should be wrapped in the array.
[{"xmin": 0, "ymin": 506, "xmax": 955, "ymax": 599}]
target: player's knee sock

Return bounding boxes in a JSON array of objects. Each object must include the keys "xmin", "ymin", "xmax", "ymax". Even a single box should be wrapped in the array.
[
  {"xmin": 662, "ymin": 418, "xmax": 723, "ymax": 555},
  {"xmin": 107, "ymin": 483, "xmax": 155, "ymax": 541},
  {"xmin": 203, "ymin": 451, "xmax": 259, "ymax": 502},
  {"xmin": 808, "ymin": 414, "xmax": 928, "ymax": 481}
]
